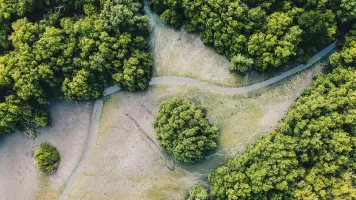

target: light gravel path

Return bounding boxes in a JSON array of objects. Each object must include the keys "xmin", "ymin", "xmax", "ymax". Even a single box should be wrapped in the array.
[
  {"xmin": 58, "ymin": 100, "xmax": 103, "ymax": 200},
  {"xmin": 104, "ymin": 42, "xmax": 336, "ymax": 96},
  {"xmin": 58, "ymin": 41, "xmax": 336, "ymax": 200}
]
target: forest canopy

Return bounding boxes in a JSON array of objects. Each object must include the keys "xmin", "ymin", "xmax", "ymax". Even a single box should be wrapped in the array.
[
  {"xmin": 148, "ymin": 0, "xmax": 356, "ymax": 72},
  {"xmin": 0, "ymin": 0, "xmax": 152, "ymax": 135},
  {"xmin": 206, "ymin": 28, "xmax": 356, "ymax": 199}
]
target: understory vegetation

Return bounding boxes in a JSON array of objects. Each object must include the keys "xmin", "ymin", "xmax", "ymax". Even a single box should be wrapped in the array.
[
  {"xmin": 149, "ymin": 0, "xmax": 356, "ymax": 72},
  {"xmin": 154, "ymin": 98, "xmax": 219, "ymax": 163},
  {"xmin": 34, "ymin": 143, "xmax": 60, "ymax": 173},
  {"xmin": 0, "ymin": 0, "xmax": 152, "ymax": 135}
]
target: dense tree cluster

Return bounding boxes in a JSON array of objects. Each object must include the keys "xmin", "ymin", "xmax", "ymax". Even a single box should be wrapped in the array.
[
  {"xmin": 148, "ymin": 0, "xmax": 354, "ymax": 72},
  {"xmin": 0, "ymin": 0, "xmax": 152, "ymax": 135},
  {"xmin": 206, "ymin": 29, "xmax": 356, "ymax": 199},
  {"xmin": 0, "ymin": 0, "xmax": 95, "ymax": 52},
  {"xmin": 330, "ymin": 25, "xmax": 356, "ymax": 69},
  {"xmin": 34, "ymin": 143, "xmax": 60, "ymax": 173},
  {"xmin": 208, "ymin": 69, "xmax": 356, "ymax": 199},
  {"xmin": 154, "ymin": 98, "xmax": 219, "ymax": 163}
]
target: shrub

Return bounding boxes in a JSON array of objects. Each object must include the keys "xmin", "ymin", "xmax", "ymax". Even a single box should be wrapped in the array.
[
  {"xmin": 187, "ymin": 185, "xmax": 209, "ymax": 200},
  {"xmin": 154, "ymin": 98, "xmax": 219, "ymax": 163},
  {"xmin": 34, "ymin": 143, "xmax": 60, "ymax": 173},
  {"xmin": 230, "ymin": 54, "xmax": 254, "ymax": 72}
]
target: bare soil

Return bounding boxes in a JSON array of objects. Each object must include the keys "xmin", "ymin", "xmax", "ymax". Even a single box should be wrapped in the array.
[{"xmin": 0, "ymin": 100, "xmax": 93, "ymax": 200}]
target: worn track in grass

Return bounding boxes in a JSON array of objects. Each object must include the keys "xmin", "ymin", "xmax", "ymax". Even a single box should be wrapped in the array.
[{"xmin": 58, "ymin": 41, "xmax": 336, "ymax": 200}]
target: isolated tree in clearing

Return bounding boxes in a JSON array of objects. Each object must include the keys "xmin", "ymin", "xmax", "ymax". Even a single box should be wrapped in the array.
[
  {"xmin": 154, "ymin": 98, "xmax": 219, "ymax": 163},
  {"xmin": 34, "ymin": 143, "xmax": 60, "ymax": 174}
]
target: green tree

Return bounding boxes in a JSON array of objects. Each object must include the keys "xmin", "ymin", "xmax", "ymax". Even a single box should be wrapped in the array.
[
  {"xmin": 187, "ymin": 185, "xmax": 209, "ymax": 200},
  {"xmin": 330, "ymin": 27, "xmax": 356, "ymax": 68},
  {"xmin": 297, "ymin": 9, "xmax": 337, "ymax": 56},
  {"xmin": 62, "ymin": 69, "xmax": 103, "ymax": 100},
  {"xmin": 100, "ymin": 0, "xmax": 149, "ymax": 33},
  {"xmin": 0, "ymin": 0, "xmax": 153, "ymax": 135},
  {"xmin": 34, "ymin": 143, "xmax": 60, "ymax": 173},
  {"xmin": 154, "ymin": 98, "xmax": 219, "ymax": 163},
  {"xmin": 149, "ymin": 0, "xmax": 345, "ymax": 72},
  {"xmin": 337, "ymin": 0, "xmax": 356, "ymax": 23},
  {"xmin": 0, "ymin": 95, "xmax": 49, "ymax": 135},
  {"xmin": 208, "ymin": 66, "xmax": 356, "ymax": 199},
  {"xmin": 230, "ymin": 54, "xmax": 254, "ymax": 72}
]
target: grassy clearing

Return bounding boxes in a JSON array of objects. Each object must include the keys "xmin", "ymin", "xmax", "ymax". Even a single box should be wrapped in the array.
[
  {"xmin": 67, "ymin": 61, "xmax": 326, "ymax": 199},
  {"xmin": 146, "ymin": 7, "xmax": 301, "ymax": 88}
]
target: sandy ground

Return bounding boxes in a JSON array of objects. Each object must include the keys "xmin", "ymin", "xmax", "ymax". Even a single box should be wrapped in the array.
[
  {"xmin": 66, "ymin": 62, "xmax": 326, "ymax": 200},
  {"xmin": 0, "ymin": 100, "xmax": 93, "ymax": 200}
]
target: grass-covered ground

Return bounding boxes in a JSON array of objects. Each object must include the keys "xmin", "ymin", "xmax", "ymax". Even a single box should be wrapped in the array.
[
  {"xmin": 67, "ymin": 62, "xmax": 326, "ymax": 200},
  {"xmin": 146, "ymin": 6, "xmax": 301, "ymax": 88}
]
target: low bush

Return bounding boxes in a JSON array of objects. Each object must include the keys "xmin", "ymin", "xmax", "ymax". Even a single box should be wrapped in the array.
[{"xmin": 34, "ymin": 143, "xmax": 60, "ymax": 173}]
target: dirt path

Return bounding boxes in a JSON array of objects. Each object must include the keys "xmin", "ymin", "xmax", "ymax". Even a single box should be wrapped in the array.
[
  {"xmin": 0, "ymin": 100, "xmax": 93, "ymax": 200},
  {"xmin": 59, "ymin": 41, "xmax": 335, "ymax": 200},
  {"xmin": 58, "ymin": 100, "xmax": 103, "ymax": 200},
  {"xmin": 104, "ymin": 42, "xmax": 336, "ymax": 97}
]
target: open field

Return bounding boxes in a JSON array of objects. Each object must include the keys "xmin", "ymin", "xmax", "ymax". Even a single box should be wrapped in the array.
[
  {"xmin": 66, "ymin": 61, "xmax": 326, "ymax": 200},
  {"xmin": 0, "ymin": 100, "xmax": 93, "ymax": 200}
]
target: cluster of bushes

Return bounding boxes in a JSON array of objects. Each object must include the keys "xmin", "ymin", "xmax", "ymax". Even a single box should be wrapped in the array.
[
  {"xmin": 184, "ymin": 27, "xmax": 356, "ymax": 199},
  {"xmin": 154, "ymin": 98, "xmax": 219, "ymax": 163},
  {"xmin": 0, "ymin": 0, "xmax": 152, "ymax": 135},
  {"xmin": 149, "ymin": 0, "xmax": 356, "ymax": 72},
  {"xmin": 34, "ymin": 143, "xmax": 60, "ymax": 173}
]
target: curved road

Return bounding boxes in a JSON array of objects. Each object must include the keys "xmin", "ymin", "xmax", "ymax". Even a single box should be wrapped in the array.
[{"xmin": 59, "ymin": 41, "xmax": 336, "ymax": 200}]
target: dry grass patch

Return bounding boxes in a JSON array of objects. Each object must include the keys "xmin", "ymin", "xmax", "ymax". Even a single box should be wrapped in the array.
[{"xmin": 67, "ymin": 62, "xmax": 326, "ymax": 200}]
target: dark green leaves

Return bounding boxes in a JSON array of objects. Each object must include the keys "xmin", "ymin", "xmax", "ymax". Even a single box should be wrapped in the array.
[
  {"xmin": 208, "ymin": 66, "xmax": 356, "ymax": 199},
  {"xmin": 154, "ymin": 98, "xmax": 219, "ymax": 163},
  {"xmin": 149, "ymin": 0, "xmax": 341, "ymax": 72},
  {"xmin": 0, "ymin": 0, "xmax": 153, "ymax": 134}
]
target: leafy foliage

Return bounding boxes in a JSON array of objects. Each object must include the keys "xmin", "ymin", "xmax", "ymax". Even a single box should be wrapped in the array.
[
  {"xmin": 207, "ymin": 29, "xmax": 356, "ymax": 199},
  {"xmin": 149, "ymin": 0, "xmax": 341, "ymax": 72},
  {"xmin": 230, "ymin": 54, "xmax": 254, "ymax": 72},
  {"xmin": 208, "ymin": 66, "xmax": 356, "ymax": 199},
  {"xmin": 187, "ymin": 185, "xmax": 209, "ymax": 200},
  {"xmin": 0, "ymin": 95, "xmax": 48, "ymax": 134},
  {"xmin": 0, "ymin": 0, "xmax": 152, "ymax": 134},
  {"xmin": 34, "ymin": 143, "xmax": 60, "ymax": 173},
  {"xmin": 154, "ymin": 98, "xmax": 219, "ymax": 163},
  {"xmin": 330, "ymin": 26, "xmax": 356, "ymax": 69},
  {"xmin": 337, "ymin": 0, "xmax": 356, "ymax": 23}
]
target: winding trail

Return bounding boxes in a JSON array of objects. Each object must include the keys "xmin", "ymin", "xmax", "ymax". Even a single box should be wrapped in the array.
[
  {"xmin": 58, "ymin": 100, "xmax": 103, "ymax": 200},
  {"xmin": 58, "ymin": 41, "xmax": 336, "ymax": 200},
  {"xmin": 104, "ymin": 42, "xmax": 336, "ymax": 96}
]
